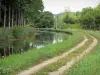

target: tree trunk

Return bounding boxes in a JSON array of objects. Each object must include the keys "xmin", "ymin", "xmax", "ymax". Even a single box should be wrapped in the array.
[
  {"xmin": 20, "ymin": 12, "xmax": 22, "ymax": 27},
  {"xmin": 18, "ymin": 10, "xmax": 21, "ymax": 27},
  {"xmin": 15, "ymin": 11, "xmax": 18, "ymax": 27},
  {"xmin": 12, "ymin": 8, "xmax": 14, "ymax": 28},
  {"xmin": 21, "ymin": 13, "xmax": 25, "ymax": 27},
  {"xmin": 4, "ymin": 8, "xmax": 6, "ymax": 28},
  {"xmin": 24, "ymin": 18, "xmax": 26, "ymax": 26},
  {"xmin": 4, "ymin": 48, "xmax": 6, "ymax": 57},
  {"xmin": 21, "ymin": 12, "xmax": 23, "ymax": 27},
  {"xmin": 9, "ymin": 45, "xmax": 10, "ymax": 55},
  {"xmin": 9, "ymin": 6, "xmax": 11, "ymax": 28},
  {"xmin": 23, "ymin": 15, "xmax": 25, "ymax": 27},
  {"xmin": 12, "ymin": 46, "xmax": 13, "ymax": 55},
  {"xmin": 23, "ymin": 17, "xmax": 24, "ymax": 27}
]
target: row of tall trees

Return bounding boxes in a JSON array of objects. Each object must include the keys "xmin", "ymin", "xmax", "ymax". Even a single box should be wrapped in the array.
[{"xmin": 0, "ymin": 0, "xmax": 44, "ymax": 28}]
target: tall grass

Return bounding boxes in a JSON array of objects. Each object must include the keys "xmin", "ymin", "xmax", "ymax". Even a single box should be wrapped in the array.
[
  {"xmin": 0, "ymin": 27, "xmax": 35, "ymax": 40},
  {"xmin": 0, "ymin": 28, "xmax": 13, "ymax": 41},
  {"xmin": 0, "ymin": 29, "xmax": 83, "ymax": 75},
  {"xmin": 64, "ymin": 31, "xmax": 100, "ymax": 75},
  {"xmin": 13, "ymin": 27, "xmax": 35, "ymax": 39}
]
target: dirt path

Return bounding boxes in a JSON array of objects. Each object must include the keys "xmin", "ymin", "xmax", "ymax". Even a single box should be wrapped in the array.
[
  {"xmin": 48, "ymin": 35, "xmax": 98, "ymax": 75},
  {"xmin": 17, "ymin": 36, "xmax": 88, "ymax": 75}
]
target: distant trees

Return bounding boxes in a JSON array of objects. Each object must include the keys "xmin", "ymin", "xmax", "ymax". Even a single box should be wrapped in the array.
[
  {"xmin": 63, "ymin": 12, "xmax": 77, "ymax": 24},
  {"xmin": 60, "ymin": 4, "xmax": 100, "ymax": 30},
  {"xmin": 60, "ymin": 9, "xmax": 79, "ymax": 29},
  {"xmin": 0, "ymin": 0, "xmax": 44, "ymax": 28},
  {"xmin": 60, "ymin": 7, "xmax": 79, "ymax": 28},
  {"xmin": 80, "ymin": 5, "xmax": 100, "ymax": 30},
  {"xmin": 94, "ymin": 5, "xmax": 100, "ymax": 30},
  {"xmin": 80, "ymin": 7, "xmax": 95, "ymax": 29},
  {"xmin": 33, "ymin": 11, "xmax": 54, "ymax": 28}
]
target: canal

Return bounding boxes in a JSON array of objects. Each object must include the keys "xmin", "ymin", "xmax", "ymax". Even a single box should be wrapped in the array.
[{"xmin": 0, "ymin": 30, "xmax": 69, "ymax": 58}]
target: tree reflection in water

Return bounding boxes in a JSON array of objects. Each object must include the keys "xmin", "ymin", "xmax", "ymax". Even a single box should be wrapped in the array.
[{"xmin": 0, "ymin": 31, "xmax": 68, "ymax": 58}]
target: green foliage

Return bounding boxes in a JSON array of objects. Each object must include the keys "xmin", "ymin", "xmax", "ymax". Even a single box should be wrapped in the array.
[
  {"xmin": 63, "ymin": 12, "xmax": 77, "ymax": 24},
  {"xmin": 0, "ymin": 28, "xmax": 13, "ymax": 41},
  {"xmin": 1, "ymin": 0, "xmax": 44, "ymax": 24},
  {"xmin": 80, "ymin": 7, "xmax": 95, "ymax": 29},
  {"xmin": 69, "ymin": 24, "xmax": 81, "ymax": 29},
  {"xmin": 59, "ymin": 11, "xmax": 81, "ymax": 29},
  {"xmin": 59, "ymin": 4, "xmax": 100, "ymax": 30},
  {"xmin": 0, "ymin": 27, "xmax": 35, "ymax": 40},
  {"xmin": 33, "ymin": 11, "xmax": 54, "ymax": 28},
  {"xmin": 94, "ymin": 5, "xmax": 100, "ymax": 30},
  {"xmin": 9, "ymin": 0, "xmax": 44, "ymax": 15},
  {"xmin": 54, "ymin": 13, "xmax": 81, "ymax": 29},
  {"xmin": 80, "ymin": 5, "xmax": 100, "ymax": 30},
  {"xmin": 13, "ymin": 27, "xmax": 26, "ymax": 39},
  {"xmin": 22, "ymin": 0, "xmax": 44, "ymax": 23},
  {"xmin": 13, "ymin": 27, "xmax": 35, "ymax": 39}
]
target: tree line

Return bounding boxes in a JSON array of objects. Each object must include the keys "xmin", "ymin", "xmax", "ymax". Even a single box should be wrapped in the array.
[
  {"xmin": 33, "ymin": 11, "xmax": 54, "ymax": 28},
  {"xmin": 80, "ymin": 4, "xmax": 100, "ymax": 30},
  {"xmin": 58, "ymin": 4, "xmax": 100, "ymax": 30},
  {"xmin": 0, "ymin": 0, "xmax": 44, "ymax": 28}
]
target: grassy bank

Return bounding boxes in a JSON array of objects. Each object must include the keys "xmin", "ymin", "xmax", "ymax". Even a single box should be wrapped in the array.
[
  {"xmin": 36, "ymin": 28, "xmax": 72, "ymax": 35},
  {"xmin": 0, "ymin": 27, "xmax": 35, "ymax": 41},
  {"xmin": 64, "ymin": 31, "xmax": 100, "ymax": 75},
  {"xmin": 0, "ymin": 28, "xmax": 13, "ymax": 41},
  {"xmin": 0, "ymin": 29, "xmax": 83, "ymax": 75}
]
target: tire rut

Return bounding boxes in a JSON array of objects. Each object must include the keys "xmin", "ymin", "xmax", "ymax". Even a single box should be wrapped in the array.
[{"xmin": 48, "ymin": 35, "xmax": 98, "ymax": 75}]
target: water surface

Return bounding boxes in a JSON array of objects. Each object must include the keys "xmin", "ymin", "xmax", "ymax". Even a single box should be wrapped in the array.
[{"xmin": 0, "ymin": 31, "xmax": 68, "ymax": 58}]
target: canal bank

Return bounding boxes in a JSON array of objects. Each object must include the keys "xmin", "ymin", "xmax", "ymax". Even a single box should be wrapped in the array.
[{"xmin": 0, "ymin": 29, "xmax": 83, "ymax": 75}]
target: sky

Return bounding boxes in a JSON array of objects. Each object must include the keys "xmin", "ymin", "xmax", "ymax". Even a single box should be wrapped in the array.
[{"xmin": 43, "ymin": 0, "xmax": 100, "ymax": 14}]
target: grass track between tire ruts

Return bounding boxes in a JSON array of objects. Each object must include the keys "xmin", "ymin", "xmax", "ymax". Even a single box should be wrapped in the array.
[{"xmin": 32, "ymin": 34, "xmax": 93, "ymax": 75}]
